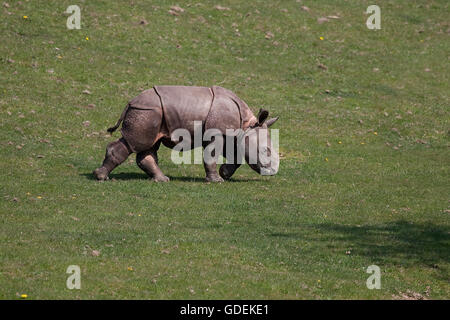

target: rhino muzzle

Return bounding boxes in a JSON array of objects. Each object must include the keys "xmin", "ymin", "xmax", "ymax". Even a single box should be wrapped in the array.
[{"xmin": 260, "ymin": 166, "xmax": 278, "ymax": 176}]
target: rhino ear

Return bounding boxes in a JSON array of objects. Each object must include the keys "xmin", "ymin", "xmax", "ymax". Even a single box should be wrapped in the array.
[
  {"xmin": 266, "ymin": 116, "xmax": 279, "ymax": 127},
  {"xmin": 257, "ymin": 108, "xmax": 269, "ymax": 126}
]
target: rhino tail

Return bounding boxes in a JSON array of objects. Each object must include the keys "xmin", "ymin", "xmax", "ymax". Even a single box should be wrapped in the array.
[{"xmin": 107, "ymin": 104, "xmax": 130, "ymax": 133}]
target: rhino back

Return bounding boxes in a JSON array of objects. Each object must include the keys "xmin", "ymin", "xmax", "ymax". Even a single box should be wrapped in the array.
[{"xmin": 154, "ymin": 86, "xmax": 212, "ymax": 136}]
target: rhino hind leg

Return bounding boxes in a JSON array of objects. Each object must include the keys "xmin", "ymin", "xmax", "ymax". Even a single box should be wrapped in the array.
[
  {"xmin": 136, "ymin": 144, "xmax": 169, "ymax": 182},
  {"xmin": 93, "ymin": 137, "xmax": 131, "ymax": 181}
]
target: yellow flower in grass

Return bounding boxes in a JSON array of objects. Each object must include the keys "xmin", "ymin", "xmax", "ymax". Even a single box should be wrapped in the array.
[
  {"xmin": 127, "ymin": 266, "xmax": 134, "ymax": 271},
  {"xmin": 23, "ymin": 16, "xmax": 28, "ymax": 19},
  {"xmin": 85, "ymin": 37, "xmax": 89, "ymax": 41},
  {"xmin": 325, "ymin": 158, "xmax": 329, "ymax": 162},
  {"xmin": 20, "ymin": 294, "xmax": 28, "ymax": 299},
  {"xmin": 319, "ymin": 36, "xmax": 324, "ymax": 40}
]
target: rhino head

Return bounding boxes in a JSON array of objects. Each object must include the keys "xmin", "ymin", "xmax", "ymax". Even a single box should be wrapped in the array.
[{"xmin": 220, "ymin": 109, "xmax": 279, "ymax": 180}]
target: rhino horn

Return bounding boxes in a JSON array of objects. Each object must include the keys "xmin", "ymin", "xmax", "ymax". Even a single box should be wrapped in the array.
[{"xmin": 266, "ymin": 116, "xmax": 279, "ymax": 127}]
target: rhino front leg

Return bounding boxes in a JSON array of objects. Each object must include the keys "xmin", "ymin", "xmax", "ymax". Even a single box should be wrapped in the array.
[
  {"xmin": 93, "ymin": 138, "xmax": 131, "ymax": 181},
  {"xmin": 219, "ymin": 163, "xmax": 241, "ymax": 180},
  {"xmin": 219, "ymin": 146, "xmax": 241, "ymax": 180},
  {"xmin": 219, "ymin": 137, "xmax": 242, "ymax": 180},
  {"xmin": 136, "ymin": 147, "xmax": 169, "ymax": 182}
]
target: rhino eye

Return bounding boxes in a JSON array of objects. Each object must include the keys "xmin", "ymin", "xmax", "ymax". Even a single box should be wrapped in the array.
[{"xmin": 261, "ymin": 147, "xmax": 270, "ymax": 156}]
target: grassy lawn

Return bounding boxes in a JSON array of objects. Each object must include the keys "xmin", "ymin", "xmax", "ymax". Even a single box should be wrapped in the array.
[{"xmin": 1, "ymin": 0, "xmax": 449, "ymax": 299}]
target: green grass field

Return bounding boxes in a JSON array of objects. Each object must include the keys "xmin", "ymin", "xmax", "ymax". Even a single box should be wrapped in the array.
[{"xmin": 1, "ymin": 0, "xmax": 449, "ymax": 299}]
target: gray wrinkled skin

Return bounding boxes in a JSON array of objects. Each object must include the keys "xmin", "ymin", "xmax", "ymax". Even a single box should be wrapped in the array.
[{"xmin": 93, "ymin": 86, "xmax": 279, "ymax": 182}]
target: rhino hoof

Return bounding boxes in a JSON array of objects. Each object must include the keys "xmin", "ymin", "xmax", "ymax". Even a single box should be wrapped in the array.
[
  {"xmin": 151, "ymin": 175, "xmax": 170, "ymax": 182},
  {"xmin": 206, "ymin": 175, "xmax": 224, "ymax": 183},
  {"xmin": 93, "ymin": 167, "xmax": 109, "ymax": 181}
]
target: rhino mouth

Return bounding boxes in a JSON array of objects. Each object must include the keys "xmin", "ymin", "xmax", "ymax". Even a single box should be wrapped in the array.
[
  {"xmin": 262, "ymin": 151, "xmax": 279, "ymax": 176},
  {"xmin": 93, "ymin": 167, "xmax": 109, "ymax": 181},
  {"xmin": 260, "ymin": 166, "xmax": 278, "ymax": 176}
]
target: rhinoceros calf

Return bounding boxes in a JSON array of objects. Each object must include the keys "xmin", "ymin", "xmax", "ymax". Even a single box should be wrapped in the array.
[{"xmin": 93, "ymin": 86, "xmax": 279, "ymax": 182}]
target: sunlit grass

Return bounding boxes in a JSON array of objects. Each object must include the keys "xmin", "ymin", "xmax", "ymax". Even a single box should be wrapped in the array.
[{"xmin": 0, "ymin": 0, "xmax": 448, "ymax": 299}]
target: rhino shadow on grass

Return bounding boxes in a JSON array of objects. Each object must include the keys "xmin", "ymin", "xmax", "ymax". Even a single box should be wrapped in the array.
[
  {"xmin": 268, "ymin": 221, "xmax": 449, "ymax": 281},
  {"xmin": 81, "ymin": 172, "xmax": 261, "ymax": 183}
]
